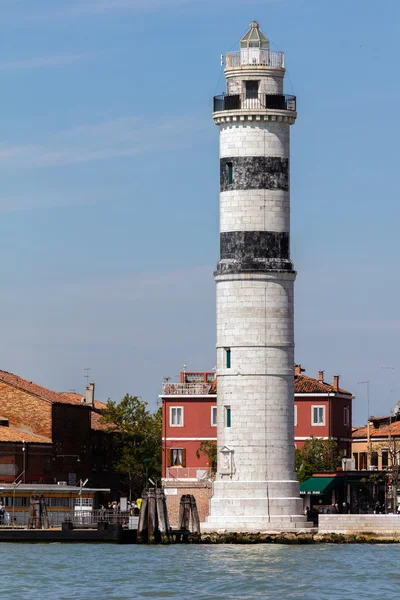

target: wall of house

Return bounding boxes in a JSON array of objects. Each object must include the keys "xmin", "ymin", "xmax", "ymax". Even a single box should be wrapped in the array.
[
  {"xmin": 162, "ymin": 397, "xmax": 217, "ymax": 477},
  {"xmin": 52, "ymin": 404, "xmax": 91, "ymax": 483},
  {"xmin": 295, "ymin": 395, "xmax": 352, "ymax": 455},
  {"xmin": 0, "ymin": 383, "xmax": 52, "ymax": 438},
  {"xmin": 0, "ymin": 443, "xmax": 53, "ymax": 483}
]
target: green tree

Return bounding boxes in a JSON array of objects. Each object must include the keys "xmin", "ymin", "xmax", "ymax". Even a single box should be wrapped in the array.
[
  {"xmin": 295, "ymin": 437, "xmax": 343, "ymax": 483},
  {"xmin": 196, "ymin": 440, "xmax": 217, "ymax": 473},
  {"xmin": 100, "ymin": 395, "xmax": 161, "ymax": 498}
]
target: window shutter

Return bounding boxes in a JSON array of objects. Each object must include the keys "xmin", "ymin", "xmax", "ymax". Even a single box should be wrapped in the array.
[
  {"xmin": 182, "ymin": 448, "xmax": 186, "ymax": 468},
  {"xmin": 166, "ymin": 449, "xmax": 171, "ymax": 467}
]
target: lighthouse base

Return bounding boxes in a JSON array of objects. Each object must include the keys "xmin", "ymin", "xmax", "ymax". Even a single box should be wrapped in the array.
[{"xmin": 201, "ymin": 479, "xmax": 312, "ymax": 532}]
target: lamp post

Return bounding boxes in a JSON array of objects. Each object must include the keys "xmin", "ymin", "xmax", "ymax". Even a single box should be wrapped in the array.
[
  {"xmin": 144, "ymin": 458, "xmax": 151, "ymax": 489},
  {"xmin": 22, "ymin": 441, "xmax": 26, "ymax": 483}
]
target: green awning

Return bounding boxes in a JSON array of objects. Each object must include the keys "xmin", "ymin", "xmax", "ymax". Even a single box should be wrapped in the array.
[{"xmin": 300, "ymin": 477, "xmax": 338, "ymax": 496}]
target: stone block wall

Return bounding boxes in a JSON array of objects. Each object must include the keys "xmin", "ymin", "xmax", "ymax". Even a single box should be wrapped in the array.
[{"xmin": 319, "ymin": 515, "xmax": 400, "ymax": 536}]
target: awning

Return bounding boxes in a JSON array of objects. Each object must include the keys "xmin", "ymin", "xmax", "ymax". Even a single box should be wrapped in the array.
[{"xmin": 300, "ymin": 477, "xmax": 338, "ymax": 496}]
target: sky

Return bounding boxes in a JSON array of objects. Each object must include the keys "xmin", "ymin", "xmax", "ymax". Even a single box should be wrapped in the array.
[{"xmin": 0, "ymin": 0, "xmax": 399, "ymax": 425}]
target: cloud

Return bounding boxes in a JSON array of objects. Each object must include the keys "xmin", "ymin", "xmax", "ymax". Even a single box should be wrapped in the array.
[
  {"xmin": 0, "ymin": 54, "xmax": 90, "ymax": 72},
  {"xmin": 0, "ymin": 115, "xmax": 209, "ymax": 170}
]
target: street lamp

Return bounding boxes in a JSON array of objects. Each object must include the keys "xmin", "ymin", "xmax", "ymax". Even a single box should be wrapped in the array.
[
  {"xmin": 22, "ymin": 441, "xmax": 26, "ymax": 483},
  {"xmin": 144, "ymin": 458, "xmax": 151, "ymax": 488}
]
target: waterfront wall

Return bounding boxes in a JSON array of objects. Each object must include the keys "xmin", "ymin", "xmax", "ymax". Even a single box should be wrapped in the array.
[
  {"xmin": 163, "ymin": 481, "xmax": 212, "ymax": 527},
  {"xmin": 319, "ymin": 514, "xmax": 400, "ymax": 536}
]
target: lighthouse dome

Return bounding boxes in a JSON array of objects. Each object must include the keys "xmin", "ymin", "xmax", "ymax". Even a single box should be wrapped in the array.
[{"xmin": 240, "ymin": 21, "xmax": 269, "ymax": 50}]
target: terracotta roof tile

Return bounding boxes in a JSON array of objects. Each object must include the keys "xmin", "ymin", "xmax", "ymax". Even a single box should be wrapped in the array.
[
  {"xmin": 0, "ymin": 370, "xmax": 109, "ymax": 432},
  {"xmin": 294, "ymin": 374, "xmax": 351, "ymax": 395},
  {"xmin": 353, "ymin": 420, "xmax": 400, "ymax": 439},
  {"xmin": 0, "ymin": 427, "xmax": 51, "ymax": 444},
  {"xmin": 208, "ymin": 373, "xmax": 351, "ymax": 396}
]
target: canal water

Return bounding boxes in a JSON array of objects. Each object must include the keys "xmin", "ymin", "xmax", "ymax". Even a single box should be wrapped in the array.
[{"xmin": 1, "ymin": 543, "xmax": 399, "ymax": 599}]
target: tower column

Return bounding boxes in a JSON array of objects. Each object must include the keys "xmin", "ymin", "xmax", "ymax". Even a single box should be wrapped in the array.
[{"xmin": 204, "ymin": 21, "xmax": 308, "ymax": 531}]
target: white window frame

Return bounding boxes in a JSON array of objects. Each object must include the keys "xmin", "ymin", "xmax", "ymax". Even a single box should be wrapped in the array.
[
  {"xmin": 344, "ymin": 407, "xmax": 349, "ymax": 426},
  {"xmin": 311, "ymin": 405, "xmax": 325, "ymax": 426},
  {"xmin": 294, "ymin": 405, "xmax": 297, "ymax": 427},
  {"xmin": 170, "ymin": 406, "xmax": 184, "ymax": 427},
  {"xmin": 211, "ymin": 406, "xmax": 217, "ymax": 427}
]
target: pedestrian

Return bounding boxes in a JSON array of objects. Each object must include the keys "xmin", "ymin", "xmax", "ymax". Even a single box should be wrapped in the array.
[
  {"xmin": 304, "ymin": 506, "xmax": 310, "ymax": 519},
  {"xmin": 0, "ymin": 503, "xmax": 4, "ymax": 524}
]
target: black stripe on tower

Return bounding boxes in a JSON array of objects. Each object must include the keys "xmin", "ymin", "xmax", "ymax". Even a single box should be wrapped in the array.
[
  {"xmin": 220, "ymin": 157, "xmax": 288, "ymax": 192},
  {"xmin": 215, "ymin": 231, "xmax": 293, "ymax": 274}
]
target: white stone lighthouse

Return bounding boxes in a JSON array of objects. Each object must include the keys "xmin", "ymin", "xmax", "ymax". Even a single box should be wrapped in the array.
[{"xmin": 205, "ymin": 22, "xmax": 306, "ymax": 531}]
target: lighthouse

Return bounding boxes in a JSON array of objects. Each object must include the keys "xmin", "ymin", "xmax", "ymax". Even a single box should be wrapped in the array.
[{"xmin": 205, "ymin": 22, "xmax": 307, "ymax": 530}]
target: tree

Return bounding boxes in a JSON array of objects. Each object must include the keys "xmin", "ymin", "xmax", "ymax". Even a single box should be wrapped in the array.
[
  {"xmin": 100, "ymin": 395, "xmax": 162, "ymax": 498},
  {"xmin": 196, "ymin": 440, "xmax": 217, "ymax": 473},
  {"xmin": 295, "ymin": 437, "xmax": 343, "ymax": 483}
]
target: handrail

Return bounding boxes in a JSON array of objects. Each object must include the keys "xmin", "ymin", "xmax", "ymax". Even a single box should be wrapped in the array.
[
  {"xmin": 162, "ymin": 382, "xmax": 213, "ymax": 395},
  {"xmin": 226, "ymin": 49, "xmax": 284, "ymax": 69},
  {"xmin": 213, "ymin": 93, "xmax": 296, "ymax": 113}
]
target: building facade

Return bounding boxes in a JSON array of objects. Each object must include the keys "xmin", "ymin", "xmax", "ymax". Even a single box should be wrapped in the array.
[
  {"xmin": 161, "ymin": 366, "xmax": 352, "ymax": 523},
  {"xmin": 161, "ymin": 372, "xmax": 216, "ymax": 525},
  {"xmin": 206, "ymin": 20, "xmax": 305, "ymax": 531},
  {"xmin": 294, "ymin": 365, "xmax": 353, "ymax": 456},
  {"xmin": 0, "ymin": 370, "xmax": 119, "ymax": 491}
]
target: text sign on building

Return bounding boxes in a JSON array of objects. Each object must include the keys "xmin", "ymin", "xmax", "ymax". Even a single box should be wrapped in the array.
[{"xmin": 164, "ymin": 488, "xmax": 178, "ymax": 495}]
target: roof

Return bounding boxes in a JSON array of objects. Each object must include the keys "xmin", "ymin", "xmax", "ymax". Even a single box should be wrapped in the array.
[
  {"xmin": 208, "ymin": 373, "xmax": 351, "ymax": 396},
  {"xmin": 0, "ymin": 427, "xmax": 51, "ymax": 444},
  {"xmin": 353, "ymin": 420, "xmax": 400, "ymax": 439},
  {"xmin": 240, "ymin": 21, "xmax": 269, "ymax": 49},
  {"xmin": 0, "ymin": 370, "xmax": 108, "ymax": 432},
  {"xmin": 294, "ymin": 374, "xmax": 351, "ymax": 395}
]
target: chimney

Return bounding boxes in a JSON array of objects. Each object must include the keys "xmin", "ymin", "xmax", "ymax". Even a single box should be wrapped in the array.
[
  {"xmin": 318, "ymin": 370, "xmax": 324, "ymax": 383},
  {"xmin": 333, "ymin": 375, "xmax": 339, "ymax": 392},
  {"xmin": 85, "ymin": 382, "xmax": 95, "ymax": 407},
  {"xmin": 294, "ymin": 364, "xmax": 302, "ymax": 376}
]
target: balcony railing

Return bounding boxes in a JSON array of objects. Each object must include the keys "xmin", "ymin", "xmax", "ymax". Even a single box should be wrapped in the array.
[
  {"xmin": 226, "ymin": 49, "xmax": 284, "ymax": 69},
  {"xmin": 165, "ymin": 467, "xmax": 214, "ymax": 480},
  {"xmin": 213, "ymin": 93, "xmax": 296, "ymax": 113},
  {"xmin": 162, "ymin": 382, "xmax": 213, "ymax": 396}
]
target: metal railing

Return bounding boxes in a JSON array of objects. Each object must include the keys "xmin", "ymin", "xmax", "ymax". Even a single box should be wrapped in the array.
[
  {"xmin": 213, "ymin": 93, "xmax": 296, "ymax": 113},
  {"xmin": 66, "ymin": 510, "xmax": 133, "ymax": 526},
  {"xmin": 165, "ymin": 467, "xmax": 213, "ymax": 480},
  {"xmin": 226, "ymin": 49, "xmax": 284, "ymax": 69},
  {"xmin": 162, "ymin": 382, "xmax": 213, "ymax": 395}
]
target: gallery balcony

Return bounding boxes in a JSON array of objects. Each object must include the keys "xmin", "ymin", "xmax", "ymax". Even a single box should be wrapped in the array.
[{"xmin": 213, "ymin": 93, "xmax": 296, "ymax": 114}]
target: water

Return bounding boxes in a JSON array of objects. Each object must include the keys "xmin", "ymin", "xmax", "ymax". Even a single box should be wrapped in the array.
[{"xmin": 1, "ymin": 543, "xmax": 399, "ymax": 600}]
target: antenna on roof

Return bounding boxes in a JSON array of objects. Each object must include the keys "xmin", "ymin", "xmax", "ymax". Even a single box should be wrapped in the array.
[{"xmin": 84, "ymin": 368, "xmax": 91, "ymax": 387}]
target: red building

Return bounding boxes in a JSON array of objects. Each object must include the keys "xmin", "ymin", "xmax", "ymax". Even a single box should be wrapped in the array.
[
  {"xmin": 294, "ymin": 365, "xmax": 353, "ymax": 456},
  {"xmin": 161, "ymin": 366, "xmax": 353, "ymax": 522}
]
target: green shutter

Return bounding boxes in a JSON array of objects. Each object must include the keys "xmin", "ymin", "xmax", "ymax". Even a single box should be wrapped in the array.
[
  {"xmin": 226, "ymin": 407, "xmax": 231, "ymax": 428},
  {"xmin": 226, "ymin": 348, "xmax": 231, "ymax": 369}
]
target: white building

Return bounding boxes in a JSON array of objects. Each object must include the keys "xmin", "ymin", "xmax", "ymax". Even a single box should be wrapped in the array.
[{"xmin": 204, "ymin": 22, "xmax": 308, "ymax": 531}]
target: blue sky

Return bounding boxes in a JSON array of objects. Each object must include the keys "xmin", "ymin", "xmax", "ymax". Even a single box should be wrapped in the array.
[{"xmin": 0, "ymin": 0, "xmax": 399, "ymax": 424}]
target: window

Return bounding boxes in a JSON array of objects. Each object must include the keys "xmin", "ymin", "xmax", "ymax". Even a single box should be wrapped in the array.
[
  {"xmin": 168, "ymin": 448, "xmax": 186, "ymax": 467},
  {"xmin": 225, "ymin": 348, "xmax": 231, "ymax": 369},
  {"xmin": 245, "ymin": 80, "xmax": 259, "ymax": 99},
  {"xmin": 294, "ymin": 405, "xmax": 297, "ymax": 427},
  {"xmin": 50, "ymin": 497, "xmax": 73, "ymax": 508},
  {"xmin": 359, "ymin": 452, "xmax": 367, "ymax": 470},
  {"xmin": 225, "ymin": 406, "xmax": 231, "ymax": 428},
  {"xmin": 170, "ymin": 406, "xmax": 183, "ymax": 427},
  {"xmin": 382, "ymin": 451, "xmax": 389, "ymax": 468},
  {"xmin": 311, "ymin": 405, "xmax": 325, "ymax": 426},
  {"xmin": 371, "ymin": 452, "xmax": 378, "ymax": 467},
  {"xmin": 353, "ymin": 453, "xmax": 359, "ymax": 470},
  {"xmin": 344, "ymin": 407, "xmax": 349, "ymax": 426},
  {"xmin": 227, "ymin": 162, "xmax": 233, "ymax": 185},
  {"xmin": 211, "ymin": 406, "xmax": 217, "ymax": 427}
]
